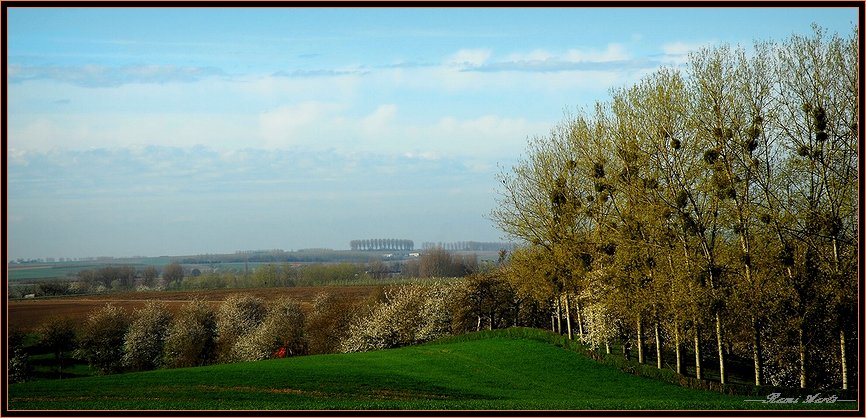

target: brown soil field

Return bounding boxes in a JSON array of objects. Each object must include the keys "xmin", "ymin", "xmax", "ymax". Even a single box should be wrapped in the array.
[{"xmin": 7, "ymin": 286, "xmax": 384, "ymax": 332}]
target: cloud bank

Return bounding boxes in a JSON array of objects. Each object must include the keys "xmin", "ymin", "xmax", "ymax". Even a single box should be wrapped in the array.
[{"xmin": 8, "ymin": 64, "xmax": 226, "ymax": 87}]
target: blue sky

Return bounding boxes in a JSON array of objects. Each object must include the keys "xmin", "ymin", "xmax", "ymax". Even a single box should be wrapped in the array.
[{"xmin": 6, "ymin": 6, "xmax": 858, "ymax": 260}]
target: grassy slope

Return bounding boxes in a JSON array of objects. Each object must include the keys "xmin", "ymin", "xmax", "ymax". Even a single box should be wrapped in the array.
[{"xmin": 8, "ymin": 329, "xmax": 855, "ymax": 411}]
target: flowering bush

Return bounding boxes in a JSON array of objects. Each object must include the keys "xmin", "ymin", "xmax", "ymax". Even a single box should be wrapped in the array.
[
  {"xmin": 216, "ymin": 295, "xmax": 267, "ymax": 362},
  {"xmin": 162, "ymin": 299, "xmax": 217, "ymax": 368},
  {"xmin": 416, "ymin": 281, "xmax": 463, "ymax": 341},
  {"xmin": 579, "ymin": 286, "xmax": 620, "ymax": 350},
  {"xmin": 341, "ymin": 281, "xmax": 461, "ymax": 353},
  {"xmin": 75, "ymin": 304, "xmax": 130, "ymax": 374},
  {"xmin": 123, "ymin": 301, "xmax": 172, "ymax": 371},
  {"xmin": 232, "ymin": 298, "xmax": 307, "ymax": 361},
  {"xmin": 9, "ymin": 330, "xmax": 32, "ymax": 383}
]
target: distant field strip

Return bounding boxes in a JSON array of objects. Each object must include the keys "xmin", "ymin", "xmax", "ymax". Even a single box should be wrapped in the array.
[
  {"xmin": 8, "ymin": 330, "xmax": 856, "ymax": 411},
  {"xmin": 7, "ymin": 286, "xmax": 382, "ymax": 331}
]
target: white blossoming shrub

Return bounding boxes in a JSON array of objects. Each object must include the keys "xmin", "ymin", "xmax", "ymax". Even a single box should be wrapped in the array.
[
  {"xmin": 416, "ymin": 281, "xmax": 464, "ymax": 342},
  {"xmin": 341, "ymin": 286, "xmax": 418, "ymax": 353},
  {"xmin": 581, "ymin": 301, "xmax": 620, "ymax": 349},
  {"xmin": 9, "ymin": 330, "xmax": 32, "ymax": 383},
  {"xmin": 162, "ymin": 299, "xmax": 217, "ymax": 368},
  {"xmin": 75, "ymin": 304, "xmax": 130, "ymax": 374},
  {"xmin": 216, "ymin": 295, "xmax": 267, "ymax": 362},
  {"xmin": 123, "ymin": 301, "xmax": 172, "ymax": 371},
  {"xmin": 341, "ymin": 282, "xmax": 461, "ymax": 353},
  {"xmin": 232, "ymin": 298, "xmax": 307, "ymax": 361},
  {"xmin": 579, "ymin": 287, "xmax": 620, "ymax": 350}
]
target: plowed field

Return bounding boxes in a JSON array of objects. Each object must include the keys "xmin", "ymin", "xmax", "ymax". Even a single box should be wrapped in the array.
[{"xmin": 7, "ymin": 286, "xmax": 383, "ymax": 332}]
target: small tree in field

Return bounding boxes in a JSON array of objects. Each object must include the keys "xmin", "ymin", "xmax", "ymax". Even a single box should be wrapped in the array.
[
  {"xmin": 141, "ymin": 266, "xmax": 160, "ymax": 288},
  {"xmin": 36, "ymin": 316, "xmax": 77, "ymax": 379},
  {"xmin": 123, "ymin": 301, "xmax": 172, "ymax": 371},
  {"xmin": 419, "ymin": 247, "xmax": 453, "ymax": 277},
  {"xmin": 163, "ymin": 262, "xmax": 184, "ymax": 288},
  {"xmin": 75, "ymin": 304, "xmax": 130, "ymax": 375}
]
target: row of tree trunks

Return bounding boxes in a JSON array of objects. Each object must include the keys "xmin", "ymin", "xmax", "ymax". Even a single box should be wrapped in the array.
[{"xmin": 552, "ymin": 292, "xmax": 585, "ymax": 341}]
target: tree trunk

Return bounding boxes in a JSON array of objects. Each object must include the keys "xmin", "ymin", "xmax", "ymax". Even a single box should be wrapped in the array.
[
  {"xmin": 605, "ymin": 341, "xmax": 611, "ymax": 355},
  {"xmin": 576, "ymin": 301, "xmax": 584, "ymax": 336},
  {"xmin": 741, "ymin": 251, "xmax": 763, "ymax": 387},
  {"xmin": 833, "ymin": 238, "xmax": 848, "ymax": 391},
  {"xmin": 674, "ymin": 321, "xmax": 682, "ymax": 374},
  {"xmin": 476, "ymin": 315, "xmax": 482, "ymax": 332},
  {"xmin": 655, "ymin": 321, "xmax": 663, "ymax": 369},
  {"xmin": 840, "ymin": 328, "xmax": 848, "ymax": 390},
  {"xmin": 799, "ymin": 326, "xmax": 807, "ymax": 389},
  {"xmin": 694, "ymin": 327, "xmax": 702, "ymax": 380},
  {"xmin": 564, "ymin": 293, "xmax": 573, "ymax": 340},
  {"xmin": 554, "ymin": 297, "xmax": 562, "ymax": 334},
  {"xmin": 637, "ymin": 317, "xmax": 645, "ymax": 364},
  {"xmin": 752, "ymin": 315, "xmax": 763, "ymax": 386},
  {"xmin": 715, "ymin": 311, "xmax": 725, "ymax": 385}
]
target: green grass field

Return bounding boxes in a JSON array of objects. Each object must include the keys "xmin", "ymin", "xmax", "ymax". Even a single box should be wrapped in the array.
[
  {"xmin": 8, "ymin": 329, "xmax": 856, "ymax": 411},
  {"xmin": 7, "ymin": 257, "xmax": 171, "ymax": 282},
  {"xmin": 7, "ymin": 263, "xmax": 102, "ymax": 281}
]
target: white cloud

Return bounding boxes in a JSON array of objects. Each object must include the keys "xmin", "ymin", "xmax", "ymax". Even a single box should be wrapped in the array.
[
  {"xmin": 361, "ymin": 104, "xmax": 398, "ymax": 134},
  {"xmin": 447, "ymin": 49, "xmax": 492, "ymax": 67},
  {"xmin": 257, "ymin": 102, "xmax": 347, "ymax": 149},
  {"xmin": 403, "ymin": 114, "xmax": 549, "ymax": 159},
  {"xmin": 461, "ymin": 43, "xmax": 634, "ymax": 73},
  {"xmin": 272, "ymin": 68, "xmax": 370, "ymax": 78},
  {"xmin": 564, "ymin": 43, "xmax": 629, "ymax": 62},
  {"xmin": 9, "ymin": 43, "xmax": 643, "ymax": 157},
  {"xmin": 504, "ymin": 49, "xmax": 554, "ymax": 62},
  {"xmin": 403, "ymin": 151, "xmax": 441, "ymax": 161},
  {"xmin": 448, "ymin": 43, "xmax": 655, "ymax": 94},
  {"xmin": 662, "ymin": 41, "xmax": 701, "ymax": 55},
  {"xmin": 230, "ymin": 72, "xmax": 365, "ymax": 107},
  {"xmin": 7, "ymin": 112, "xmax": 256, "ymax": 152},
  {"xmin": 8, "ymin": 64, "xmax": 225, "ymax": 87},
  {"xmin": 254, "ymin": 101, "xmax": 546, "ymax": 160},
  {"xmin": 660, "ymin": 41, "xmax": 713, "ymax": 65}
]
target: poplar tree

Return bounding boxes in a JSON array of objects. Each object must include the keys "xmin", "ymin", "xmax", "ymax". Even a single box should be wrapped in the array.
[{"xmin": 492, "ymin": 25, "xmax": 857, "ymax": 389}]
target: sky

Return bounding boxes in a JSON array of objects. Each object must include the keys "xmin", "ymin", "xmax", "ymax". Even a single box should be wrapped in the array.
[{"xmin": 6, "ymin": 6, "xmax": 858, "ymax": 260}]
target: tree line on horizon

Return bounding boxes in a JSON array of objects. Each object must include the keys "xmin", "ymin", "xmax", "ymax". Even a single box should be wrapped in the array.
[
  {"xmin": 420, "ymin": 241, "xmax": 517, "ymax": 252},
  {"xmin": 350, "ymin": 239, "xmax": 415, "ymax": 251}
]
